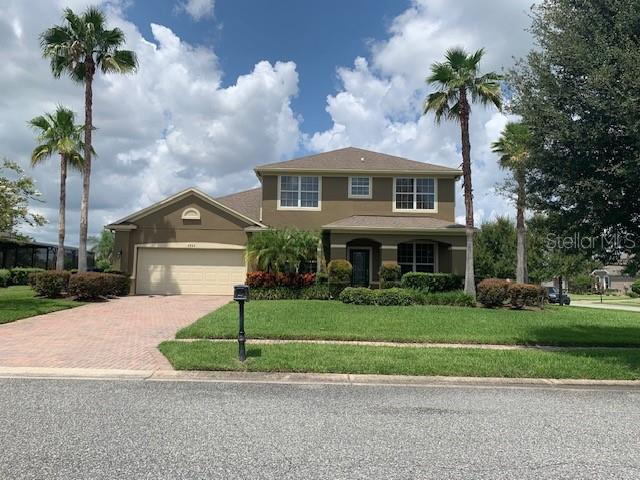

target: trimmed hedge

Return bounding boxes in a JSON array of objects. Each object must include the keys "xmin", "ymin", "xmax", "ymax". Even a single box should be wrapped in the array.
[
  {"xmin": 0, "ymin": 269, "xmax": 10, "ymax": 288},
  {"xmin": 10, "ymin": 267, "xmax": 45, "ymax": 286},
  {"xmin": 413, "ymin": 290, "xmax": 476, "ymax": 307},
  {"xmin": 632, "ymin": 279, "xmax": 640, "ymax": 296},
  {"xmin": 508, "ymin": 283, "xmax": 545, "ymax": 309},
  {"xmin": 67, "ymin": 272, "xmax": 129, "ymax": 300},
  {"xmin": 379, "ymin": 262, "xmax": 401, "ymax": 289},
  {"xmin": 477, "ymin": 278, "xmax": 510, "ymax": 308},
  {"xmin": 247, "ymin": 284, "xmax": 330, "ymax": 300},
  {"xmin": 327, "ymin": 260, "xmax": 352, "ymax": 297},
  {"xmin": 400, "ymin": 272, "xmax": 463, "ymax": 293},
  {"xmin": 246, "ymin": 271, "xmax": 315, "ymax": 288},
  {"xmin": 32, "ymin": 271, "xmax": 71, "ymax": 298},
  {"xmin": 339, "ymin": 287, "xmax": 414, "ymax": 306}
]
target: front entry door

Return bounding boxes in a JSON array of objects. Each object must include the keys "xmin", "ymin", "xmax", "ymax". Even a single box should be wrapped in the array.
[{"xmin": 349, "ymin": 249, "xmax": 370, "ymax": 287}]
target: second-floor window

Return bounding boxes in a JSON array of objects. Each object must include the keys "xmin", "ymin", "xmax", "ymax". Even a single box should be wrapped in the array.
[
  {"xmin": 394, "ymin": 177, "xmax": 436, "ymax": 211},
  {"xmin": 279, "ymin": 175, "xmax": 320, "ymax": 209},
  {"xmin": 349, "ymin": 176, "xmax": 371, "ymax": 198}
]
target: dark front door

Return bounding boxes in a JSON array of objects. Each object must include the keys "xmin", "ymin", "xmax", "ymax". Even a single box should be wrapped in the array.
[{"xmin": 349, "ymin": 249, "xmax": 370, "ymax": 286}]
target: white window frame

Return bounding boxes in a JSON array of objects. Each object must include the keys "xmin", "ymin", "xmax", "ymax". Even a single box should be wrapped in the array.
[
  {"xmin": 277, "ymin": 175, "xmax": 322, "ymax": 211},
  {"xmin": 392, "ymin": 177, "xmax": 438, "ymax": 213},
  {"xmin": 348, "ymin": 176, "xmax": 372, "ymax": 199},
  {"xmin": 397, "ymin": 242, "xmax": 438, "ymax": 273}
]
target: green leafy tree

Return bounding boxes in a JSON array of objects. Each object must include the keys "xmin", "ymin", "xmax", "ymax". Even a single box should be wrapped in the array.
[
  {"xmin": 88, "ymin": 228, "xmax": 115, "ymax": 270},
  {"xmin": 474, "ymin": 217, "xmax": 517, "ymax": 280},
  {"xmin": 509, "ymin": 0, "xmax": 640, "ymax": 272},
  {"xmin": 492, "ymin": 121, "xmax": 532, "ymax": 283},
  {"xmin": 246, "ymin": 229, "xmax": 319, "ymax": 273},
  {"xmin": 0, "ymin": 160, "xmax": 46, "ymax": 237},
  {"xmin": 526, "ymin": 214, "xmax": 599, "ymax": 285},
  {"xmin": 41, "ymin": 6, "xmax": 138, "ymax": 271},
  {"xmin": 424, "ymin": 47, "xmax": 502, "ymax": 297},
  {"xmin": 28, "ymin": 106, "xmax": 84, "ymax": 270}
]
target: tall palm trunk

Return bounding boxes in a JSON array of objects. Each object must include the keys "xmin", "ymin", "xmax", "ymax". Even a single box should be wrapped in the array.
[
  {"xmin": 56, "ymin": 154, "xmax": 68, "ymax": 271},
  {"xmin": 459, "ymin": 87, "xmax": 476, "ymax": 297},
  {"xmin": 78, "ymin": 57, "xmax": 95, "ymax": 272},
  {"xmin": 515, "ymin": 171, "xmax": 528, "ymax": 283}
]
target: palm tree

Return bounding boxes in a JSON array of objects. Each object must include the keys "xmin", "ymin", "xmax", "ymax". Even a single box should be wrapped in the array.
[
  {"xmin": 40, "ymin": 6, "xmax": 137, "ymax": 271},
  {"xmin": 28, "ymin": 106, "xmax": 84, "ymax": 271},
  {"xmin": 423, "ymin": 47, "xmax": 502, "ymax": 297},
  {"xmin": 246, "ymin": 229, "xmax": 319, "ymax": 272},
  {"xmin": 492, "ymin": 121, "xmax": 531, "ymax": 284}
]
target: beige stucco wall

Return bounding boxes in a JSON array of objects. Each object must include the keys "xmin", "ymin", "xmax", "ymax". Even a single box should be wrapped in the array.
[
  {"xmin": 114, "ymin": 194, "xmax": 249, "ymax": 275},
  {"xmin": 261, "ymin": 174, "xmax": 457, "ymax": 229}
]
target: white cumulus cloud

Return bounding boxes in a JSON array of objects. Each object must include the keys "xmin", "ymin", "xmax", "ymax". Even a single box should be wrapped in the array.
[
  {"xmin": 176, "ymin": 0, "xmax": 215, "ymax": 21},
  {"xmin": 308, "ymin": 0, "xmax": 535, "ymax": 225},
  {"xmin": 0, "ymin": 0, "xmax": 299, "ymax": 244}
]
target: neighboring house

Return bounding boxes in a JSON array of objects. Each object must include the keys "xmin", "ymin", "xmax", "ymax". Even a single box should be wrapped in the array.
[
  {"xmin": 0, "ymin": 237, "xmax": 88, "ymax": 270},
  {"xmin": 107, "ymin": 147, "xmax": 466, "ymax": 295},
  {"xmin": 592, "ymin": 265, "xmax": 638, "ymax": 293}
]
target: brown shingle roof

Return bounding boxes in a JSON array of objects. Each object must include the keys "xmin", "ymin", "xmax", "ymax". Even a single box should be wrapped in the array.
[
  {"xmin": 215, "ymin": 187, "xmax": 262, "ymax": 222},
  {"xmin": 255, "ymin": 147, "xmax": 461, "ymax": 175},
  {"xmin": 323, "ymin": 215, "xmax": 466, "ymax": 231}
]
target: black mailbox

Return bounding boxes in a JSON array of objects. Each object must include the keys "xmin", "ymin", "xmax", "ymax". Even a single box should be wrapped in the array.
[{"xmin": 234, "ymin": 284, "xmax": 249, "ymax": 302}]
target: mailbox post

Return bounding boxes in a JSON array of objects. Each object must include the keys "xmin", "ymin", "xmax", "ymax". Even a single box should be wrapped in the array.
[{"xmin": 233, "ymin": 285, "xmax": 249, "ymax": 362}]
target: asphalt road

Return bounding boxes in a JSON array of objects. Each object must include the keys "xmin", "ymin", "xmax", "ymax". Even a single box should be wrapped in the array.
[{"xmin": 1, "ymin": 378, "xmax": 639, "ymax": 479}]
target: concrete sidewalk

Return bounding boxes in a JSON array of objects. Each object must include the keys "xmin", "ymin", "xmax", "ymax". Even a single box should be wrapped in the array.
[{"xmin": 571, "ymin": 301, "xmax": 640, "ymax": 313}]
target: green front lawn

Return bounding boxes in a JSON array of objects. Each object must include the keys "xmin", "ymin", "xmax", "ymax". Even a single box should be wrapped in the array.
[
  {"xmin": 176, "ymin": 300, "xmax": 640, "ymax": 347},
  {"xmin": 0, "ymin": 286, "xmax": 82, "ymax": 325},
  {"xmin": 159, "ymin": 341, "xmax": 640, "ymax": 380}
]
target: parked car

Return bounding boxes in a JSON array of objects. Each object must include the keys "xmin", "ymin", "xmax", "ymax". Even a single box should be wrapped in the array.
[{"xmin": 545, "ymin": 287, "xmax": 571, "ymax": 305}]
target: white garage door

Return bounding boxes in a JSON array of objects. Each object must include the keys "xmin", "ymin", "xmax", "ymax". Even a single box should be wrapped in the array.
[{"xmin": 136, "ymin": 247, "xmax": 246, "ymax": 295}]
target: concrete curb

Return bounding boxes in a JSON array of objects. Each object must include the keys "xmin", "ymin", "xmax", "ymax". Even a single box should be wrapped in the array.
[{"xmin": 1, "ymin": 366, "xmax": 639, "ymax": 389}]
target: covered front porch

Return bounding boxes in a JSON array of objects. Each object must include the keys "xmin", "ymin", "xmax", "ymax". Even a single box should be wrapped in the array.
[{"xmin": 324, "ymin": 231, "xmax": 466, "ymax": 287}]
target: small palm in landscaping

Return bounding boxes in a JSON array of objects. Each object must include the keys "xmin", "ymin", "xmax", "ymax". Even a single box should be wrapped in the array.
[{"xmin": 246, "ymin": 228, "xmax": 319, "ymax": 272}]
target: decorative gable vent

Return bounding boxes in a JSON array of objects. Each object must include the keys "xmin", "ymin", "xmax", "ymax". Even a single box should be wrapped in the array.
[{"xmin": 181, "ymin": 207, "xmax": 201, "ymax": 220}]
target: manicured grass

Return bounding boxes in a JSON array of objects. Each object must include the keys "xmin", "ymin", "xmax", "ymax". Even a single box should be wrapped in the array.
[
  {"xmin": 571, "ymin": 294, "xmax": 640, "ymax": 306},
  {"xmin": 0, "ymin": 286, "xmax": 82, "ymax": 325},
  {"xmin": 176, "ymin": 300, "xmax": 640, "ymax": 347},
  {"xmin": 159, "ymin": 340, "xmax": 640, "ymax": 380}
]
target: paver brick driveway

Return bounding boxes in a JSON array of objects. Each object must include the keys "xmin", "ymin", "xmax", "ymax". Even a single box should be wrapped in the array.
[{"xmin": 0, "ymin": 295, "xmax": 229, "ymax": 370}]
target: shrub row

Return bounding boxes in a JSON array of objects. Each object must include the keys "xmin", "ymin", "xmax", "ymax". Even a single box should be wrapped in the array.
[
  {"xmin": 412, "ymin": 290, "xmax": 476, "ymax": 307},
  {"xmin": 400, "ymin": 272, "xmax": 464, "ymax": 293},
  {"xmin": 632, "ymin": 279, "xmax": 640, "ymax": 296},
  {"xmin": 33, "ymin": 271, "xmax": 71, "ymax": 298},
  {"xmin": 476, "ymin": 278, "xmax": 545, "ymax": 309},
  {"xmin": 245, "ymin": 271, "xmax": 316, "ymax": 288},
  {"xmin": 0, "ymin": 267, "xmax": 46, "ymax": 287},
  {"xmin": 246, "ymin": 284, "xmax": 330, "ymax": 301},
  {"xmin": 339, "ymin": 287, "xmax": 414, "ymax": 306},
  {"xmin": 0, "ymin": 269, "xmax": 10, "ymax": 288},
  {"xmin": 339, "ymin": 287, "xmax": 475, "ymax": 307},
  {"xmin": 32, "ymin": 271, "xmax": 129, "ymax": 299}
]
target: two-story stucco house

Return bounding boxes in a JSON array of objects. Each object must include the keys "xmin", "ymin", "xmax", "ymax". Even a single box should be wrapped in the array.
[{"xmin": 107, "ymin": 147, "xmax": 467, "ymax": 295}]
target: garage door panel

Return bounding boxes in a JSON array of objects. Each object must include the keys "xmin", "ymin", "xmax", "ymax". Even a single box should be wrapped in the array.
[{"xmin": 136, "ymin": 248, "xmax": 245, "ymax": 295}]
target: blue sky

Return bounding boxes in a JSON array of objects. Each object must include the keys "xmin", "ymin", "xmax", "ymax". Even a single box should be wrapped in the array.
[
  {"xmin": 0, "ymin": 0, "xmax": 535, "ymax": 244},
  {"xmin": 126, "ymin": 0, "xmax": 411, "ymax": 136}
]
